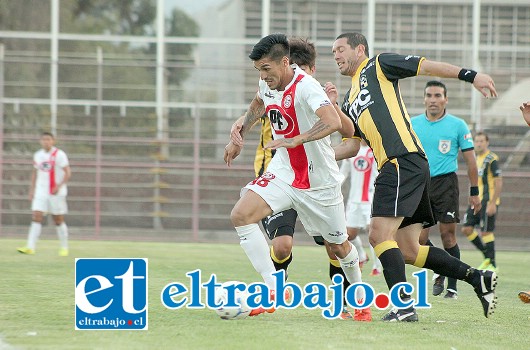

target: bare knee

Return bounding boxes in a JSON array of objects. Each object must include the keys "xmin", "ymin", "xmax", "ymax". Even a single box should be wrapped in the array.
[
  {"xmin": 272, "ymin": 237, "xmax": 293, "ymax": 260},
  {"xmin": 31, "ymin": 211, "xmax": 43, "ymax": 223},
  {"xmin": 53, "ymin": 215, "xmax": 64, "ymax": 225},
  {"xmin": 461, "ymin": 226, "xmax": 473, "ymax": 237}
]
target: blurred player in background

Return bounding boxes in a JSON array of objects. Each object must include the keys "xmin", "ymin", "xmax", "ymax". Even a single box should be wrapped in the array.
[
  {"xmin": 411, "ymin": 80, "xmax": 480, "ymax": 300},
  {"xmin": 461, "ymin": 132, "xmax": 503, "ymax": 272},
  {"xmin": 331, "ymin": 31, "xmax": 498, "ymax": 321},
  {"xmin": 224, "ymin": 33, "xmax": 368, "ymax": 319},
  {"xmin": 340, "ymin": 139, "xmax": 382, "ymax": 276},
  {"xmin": 17, "ymin": 132, "xmax": 71, "ymax": 256},
  {"xmin": 226, "ymin": 36, "xmax": 370, "ymax": 321}
]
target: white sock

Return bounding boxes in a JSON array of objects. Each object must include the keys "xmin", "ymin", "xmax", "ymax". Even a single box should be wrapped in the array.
[
  {"xmin": 338, "ymin": 243, "xmax": 366, "ymax": 302},
  {"xmin": 56, "ymin": 222, "xmax": 69, "ymax": 249},
  {"xmin": 369, "ymin": 244, "xmax": 382, "ymax": 270},
  {"xmin": 27, "ymin": 222, "xmax": 42, "ymax": 250},
  {"xmin": 351, "ymin": 236, "xmax": 367, "ymax": 262},
  {"xmin": 235, "ymin": 223, "xmax": 276, "ymax": 289}
]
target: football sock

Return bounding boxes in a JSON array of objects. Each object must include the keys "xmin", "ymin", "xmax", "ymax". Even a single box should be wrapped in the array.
[
  {"xmin": 467, "ymin": 230, "xmax": 486, "ymax": 256},
  {"xmin": 329, "ymin": 259, "xmax": 350, "ymax": 304},
  {"xmin": 351, "ymin": 236, "xmax": 367, "ymax": 262},
  {"xmin": 482, "ymin": 233, "xmax": 496, "ymax": 267},
  {"xmin": 336, "ymin": 244, "xmax": 365, "ymax": 303},
  {"xmin": 415, "ymin": 245, "xmax": 478, "ymax": 284},
  {"xmin": 56, "ymin": 222, "xmax": 69, "ymax": 249},
  {"xmin": 236, "ymin": 223, "xmax": 276, "ymax": 289},
  {"xmin": 444, "ymin": 244, "xmax": 460, "ymax": 292},
  {"xmin": 374, "ymin": 241, "xmax": 408, "ymax": 292},
  {"xmin": 425, "ymin": 239, "xmax": 434, "ymax": 247},
  {"xmin": 27, "ymin": 221, "xmax": 42, "ymax": 250},
  {"xmin": 270, "ymin": 246, "xmax": 292, "ymax": 275}
]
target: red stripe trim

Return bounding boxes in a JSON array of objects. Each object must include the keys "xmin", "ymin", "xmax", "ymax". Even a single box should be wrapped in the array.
[{"xmin": 49, "ymin": 148, "xmax": 59, "ymax": 194}]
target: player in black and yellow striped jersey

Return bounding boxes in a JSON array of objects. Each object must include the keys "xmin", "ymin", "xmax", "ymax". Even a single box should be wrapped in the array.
[
  {"xmin": 331, "ymin": 32, "xmax": 499, "ymax": 321},
  {"xmin": 254, "ymin": 116, "xmax": 275, "ymax": 178},
  {"xmin": 462, "ymin": 131, "xmax": 503, "ymax": 272}
]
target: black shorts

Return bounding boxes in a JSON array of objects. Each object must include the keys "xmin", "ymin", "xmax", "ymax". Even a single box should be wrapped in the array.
[
  {"xmin": 429, "ymin": 172, "xmax": 460, "ymax": 223},
  {"xmin": 462, "ymin": 200, "xmax": 497, "ymax": 232},
  {"xmin": 372, "ymin": 153, "xmax": 435, "ymax": 229},
  {"xmin": 262, "ymin": 208, "xmax": 297, "ymax": 240}
]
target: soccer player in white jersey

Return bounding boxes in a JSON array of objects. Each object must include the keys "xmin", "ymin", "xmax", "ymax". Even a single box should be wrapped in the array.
[
  {"xmin": 340, "ymin": 139, "xmax": 382, "ymax": 276},
  {"xmin": 224, "ymin": 33, "xmax": 366, "ymax": 318},
  {"xmin": 17, "ymin": 132, "xmax": 71, "ymax": 256}
]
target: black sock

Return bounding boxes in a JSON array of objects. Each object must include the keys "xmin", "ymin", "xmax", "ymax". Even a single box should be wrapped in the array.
[
  {"xmin": 425, "ymin": 239, "xmax": 434, "ymax": 247},
  {"xmin": 271, "ymin": 252, "xmax": 292, "ymax": 280},
  {"xmin": 444, "ymin": 244, "xmax": 460, "ymax": 292},
  {"xmin": 378, "ymin": 248, "xmax": 408, "ymax": 292},
  {"xmin": 485, "ymin": 241, "xmax": 496, "ymax": 267},
  {"xmin": 423, "ymin": 246, "xmax": 478, "ymax": 287},
  {"xmin": 329, "ymin": 261, "xmax": 350, "ymax": 306}
]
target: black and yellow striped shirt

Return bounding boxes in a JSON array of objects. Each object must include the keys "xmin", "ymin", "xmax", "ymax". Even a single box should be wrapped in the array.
[
  {"xmin": 477, "ymin": 150, "xmax": 501, "ymax": 204},
  {"xmin": 254, "ymin": 116, "xmax": 275, "ymax": 177},
  {"xmin": 341, "ymin": 53, "xmax": 426, "ymax": 170}
]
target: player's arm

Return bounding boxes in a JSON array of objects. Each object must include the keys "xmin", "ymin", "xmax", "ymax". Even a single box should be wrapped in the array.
[
  {"xmin": 28, "ymin": 168, "xmax": 37, "ymax": 201},
  {"xmin": 324, "ymin": 82, "xmax": 355, "ymax": 138},
  {"xmin": 520, "ymin": 102, "xmax": 530, "ymax": 126},
  {"xmin": 418, "ymin": 60, "xmax": 497, "ymax": 98},
  {"xmin": 232, "ymin": 92, "xmax": 266, "ymax": 147},
  {"xmin": 334, "ymin": 137, "xmax": 361, "ymax": 161},
  {"xmin": 230, "ymin": 114, "xmax": 261, "ymax": 146},
  {"xmin": 264, "ymin": 104, "xmax": 341, "ymax": 150},
  {"xmin": 53, "ymin": 165, "xmax": 71, "ymax": 195},
  {"xmin": 462, "ymin": 149, "xmax": 481, "ymax": 214}
]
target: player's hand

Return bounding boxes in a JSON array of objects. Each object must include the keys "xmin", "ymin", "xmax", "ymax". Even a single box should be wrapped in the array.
[
  {"xmin": 519, "ymin": 102, "xmax": 530, "ymax": 125},
  {"xmin": 486, "ymin": 202, "xmax": 497, "ymax": 216},
  {"xmin": 230, "ymin": 120, "xmax": 244, "ymax": 147},
  {"xmin": 223, "ymin": 142, "xmax": 242, "ymax": 167},
  {"xmin": 323, "ymin": 82, "xmax": 339, "ymax": 105},
  {"xmin": 469, "ymin": 195, "xmax": 482, "ymax": 214},
  {"xmin": 472, "ymin": 73, "xmax": 497, "ymax": 99},
  {"xmin": 264, "ymin": 137, "xmax": 301, "ymax": 150}
]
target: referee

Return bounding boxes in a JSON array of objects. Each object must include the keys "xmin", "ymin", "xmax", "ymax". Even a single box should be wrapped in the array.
[{"xmin": 411, "ymin": 81, "xmax": 481, "ymax": 300}]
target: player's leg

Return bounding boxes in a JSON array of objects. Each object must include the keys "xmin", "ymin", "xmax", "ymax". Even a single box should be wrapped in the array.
[
  {"xmin": 323, "ymin": 241, "xmax": 353, "ymax": 319},
  {"xmin": 345, "ymin": 203, "xmax": 368, "ymax": 266},
  {"xmin": 263, "ymin": 209, "xmax": 297, "ymax": 278},
  {"xmin": 439, "ymin": 222, "xmax": 459, "ymax": 298},
  {"xmin": 231, "ymin": 179, "xmax": 284, "ymax": 290},
  {"xmin": 51, "ymin": 195, "xmax": 69, "ymax": 256},
  {"xmin": 461, "ymin": 206, "xmax": 489, "ymax": 268},
  {"xmin": 18, "ymin": 196, "xmax": 47, "ymax": 254},
  {"xmin": 481, "ymin": 208, "xmax": 498, "ymax": 270}
]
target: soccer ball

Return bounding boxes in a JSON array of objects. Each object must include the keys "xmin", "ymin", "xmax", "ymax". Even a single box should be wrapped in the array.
[{"xmin": 214, "ymin": 281, "xmax": 251, "ymax": 320}]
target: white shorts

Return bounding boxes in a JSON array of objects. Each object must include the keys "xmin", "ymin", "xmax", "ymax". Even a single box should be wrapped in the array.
[
  {"xmin": 242, "ymin": 172, "xmax": 348, "ymax": 245},
  {"xmin": 31, "ymin": 195, "xmax": 68, "ymax": 215},
  {"xmin": 345, "ymin": 202, "xmax": 371, "ymax": 228}
]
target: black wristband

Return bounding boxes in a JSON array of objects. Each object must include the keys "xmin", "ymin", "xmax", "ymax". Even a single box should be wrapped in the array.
[
  {"xmin": 470, "ymin": 186, "xmax": 479, "ymax": 196},
  {"xmin": 458, "ymin": 68, "xmax": 478, "ymax": 83}
]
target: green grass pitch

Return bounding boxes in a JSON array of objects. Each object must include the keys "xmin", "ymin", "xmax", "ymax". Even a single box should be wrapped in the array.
[{"xmin": 0, "ymin": 238, "xmax": 528, "ymax": 349}]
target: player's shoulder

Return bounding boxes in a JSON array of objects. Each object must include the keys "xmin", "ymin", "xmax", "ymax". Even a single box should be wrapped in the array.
[
  {"xmin": 411, "ymin": 113, "xmax": 426, "ymax": 123},
  {"xmin": 444, "ymin": 113, "xmax": 468, "ymax": 125}
]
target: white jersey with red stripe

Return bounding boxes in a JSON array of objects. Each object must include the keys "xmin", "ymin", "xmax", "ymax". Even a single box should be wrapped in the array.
[
  {"xmin": 257, "ymin": 65, "xmax": 343, "ymax": 190},
  {"xmin": 33, "ymin": 147, "xmax": 69, "ymax": 197},
  {"xmin": 340, "ymin": 144, "xmax": 378, "ymax": 203}
]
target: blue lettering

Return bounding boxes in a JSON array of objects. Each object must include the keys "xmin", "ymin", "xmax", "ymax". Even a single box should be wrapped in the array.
[
  {"xmin": 160, "ymin": 283, "xmax": 187, "ymax": 309},
  {"xmin": 186, "ymin": 270, "xmax": 204, "ymax": 307},
  {"xmin": 412, "ymin": 270, "xmax": 431, "ymax": 308}
]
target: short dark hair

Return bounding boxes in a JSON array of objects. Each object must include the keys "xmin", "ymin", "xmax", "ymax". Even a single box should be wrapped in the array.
[
  {"xmin": 288, "ymin": 37, "xmax": 316, "ymax": 69},
  {"xmin": 425, "ymin": 80, "xmax": 447, "ymax": 97},
  {"xmin": 336, "ymin": 32, "xmax": 369, "ymax": 57},
  {"xmin": 475, "ymin": 131, "xmax": 489, "ymax": 142},
  {"xmin": 249, "ymin": 33, "xmax": 290, "ymax": 62},
  {"xmin": 41, "ymin": 132, "xmax": 54, "ymax": 138}
]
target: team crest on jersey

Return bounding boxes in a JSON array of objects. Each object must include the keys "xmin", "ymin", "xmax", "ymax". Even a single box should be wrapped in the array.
[
  {"xmin": 438, "ymin": 140, "xmax": 451, "ymax": 154},
  {"xmin": 360, "ymin": 75, "xmax": 368, "ymax": 89},
  {"xmin": 39, "ymin": 162, "xmax": 53, "ymax": 172},
  {"xmin": 353, "ymin": 156, "xmax": 371, "ymax": 172},
  {"xmin": 283, "ymin": 95, "xmax": 292, "ymax": 108},
  {"xmin": 268, "ymin": 108, "xmax": 294, "ymax": 135}
]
